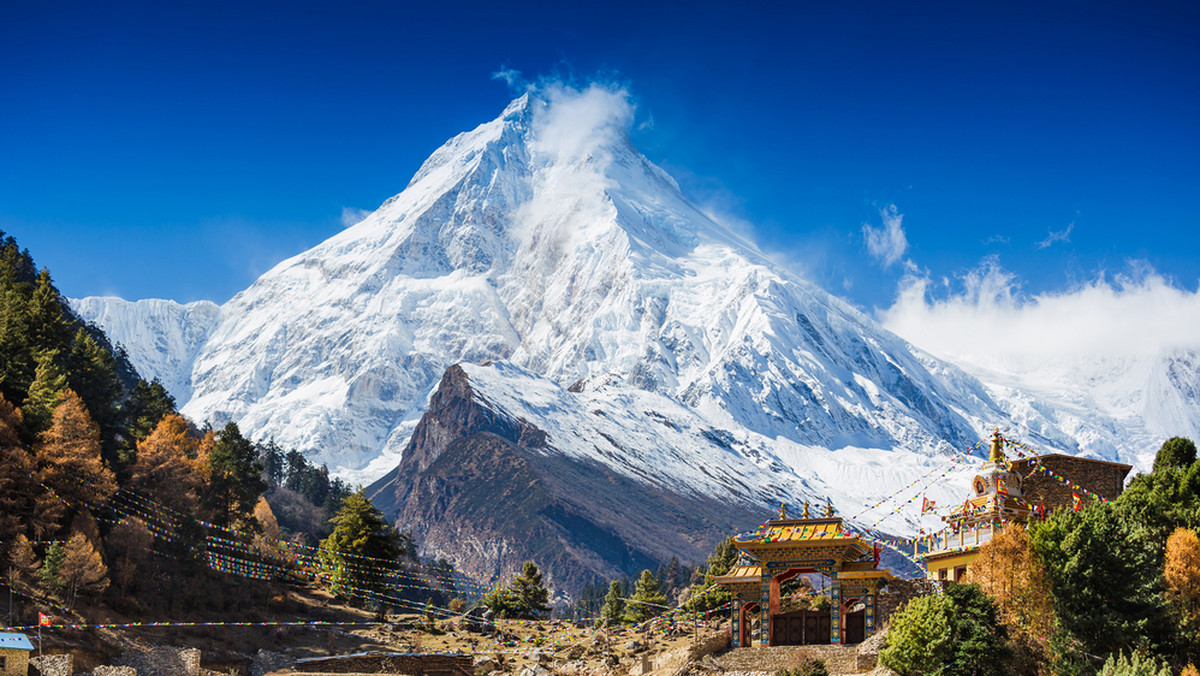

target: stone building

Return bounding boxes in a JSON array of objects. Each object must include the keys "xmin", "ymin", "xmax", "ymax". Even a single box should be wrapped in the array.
[{"xmin": 0, "ymin": 633, "xmax": 34, "ymax": 676}]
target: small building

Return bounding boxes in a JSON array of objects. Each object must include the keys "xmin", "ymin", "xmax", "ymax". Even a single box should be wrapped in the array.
[
  {"xmin": 1011, "ymin": 453, "xmax": 1131, "ymax": 512},
  {"xmin": 917, "ymin": 431, "xmax": 1133, "ymax": 581},
  {"xmin": 713, "ymin": 503, "xmax": 894, "ymax": 647},
  {"xmin": 0, "ymin": 632, "xmax": 35, "ymax": 676}
]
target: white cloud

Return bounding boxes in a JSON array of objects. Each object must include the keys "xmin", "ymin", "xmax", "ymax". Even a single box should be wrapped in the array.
[
  {"xmin": 1036, "ymin": 222, "xmax": 1074, "ymax": 249},
  {"xmin": 863, "ymin": 204, "xmax": 908, "ymax": 267},
  {"xmin": 340, "ymin": 207, "xmax": 371, "ymax": 228},
  {"xmin": 881, "ymin": 257, "xmax": 1200, "ymax": 364},
  {"xmin": 491, "ymin": 67, "xmax": 525, "ymax": 90},
  {"xmin": 529, "ymin": 82, "xmax": 634, "ymax": 166}
]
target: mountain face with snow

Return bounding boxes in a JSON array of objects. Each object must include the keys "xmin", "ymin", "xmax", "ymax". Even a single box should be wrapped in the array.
[
  {"xmin": 70, "ymin": 297, "xmax": 220, "ymax": 404},
  {"xmin": 73, "ymin": 86, "xmax": 1198, "ymax": 561}
]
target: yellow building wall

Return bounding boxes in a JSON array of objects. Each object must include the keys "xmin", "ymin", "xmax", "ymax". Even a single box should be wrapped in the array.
[
  {"xmin": 925, "ymin": 551, "xmax": 979, "ymax": 581},
  {"xmin": 0, "ymin": 648, "xmax": 30, "ymax": 676}
]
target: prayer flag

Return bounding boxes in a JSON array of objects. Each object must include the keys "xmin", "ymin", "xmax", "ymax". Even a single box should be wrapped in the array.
[
  {"xmin": 921, "ymin": 497, "xmax": 936, "ymax": 514},
  {"xmin": 1072, "ymin": 492, "xmax": 1082, "ymax": 512},
  {"xmin": 995, "ymin": 475, "xmax": 1009, "ymax": 497},
  {"xmin": 39, "ymin": 612, "xmax": 52, "ymax": 626}
]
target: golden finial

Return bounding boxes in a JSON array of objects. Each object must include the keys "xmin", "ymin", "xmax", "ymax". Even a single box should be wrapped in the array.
[
  {"xmin": 825, "ymin": 500, "xmax": 835, "ymax": 517},
  {"xmin": 779, "ymin": 502, "xmax": 787, "ymax": 519},
  {"xmin": 989, "ymin": 428, "xmax": 1005, "ymax": 464},
  {"xmin": 802, "ymin": 501, "xmax": 810, "ymax": 518}
]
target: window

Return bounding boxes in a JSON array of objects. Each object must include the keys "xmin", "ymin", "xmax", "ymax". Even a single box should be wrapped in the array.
[
  {"xmin": 954, "ymin": 566, "xmax": 967, "ymax": 582},
  {"xmin": 0, "ymin": 654, "xmax": 7, "ymax": 669},
  {"xmin": 938, "ymin": 568, "xmax": 948, "ymax": 581}
]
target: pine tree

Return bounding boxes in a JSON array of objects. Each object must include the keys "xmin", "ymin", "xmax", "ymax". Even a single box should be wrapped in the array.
[
  {"xmin": 22, "ymin": 350, "xmax": 67, "ymax": 436},
  {"xmin": 123, "ymin": 379, "xmax": 176, "ymax": 443},
  {"xmin": 203, "ymin": 422, "xmax": 267, "ymax": 529},
  {"xmin": 319, "ymin": 490, "xmax": 403, "ymax": 601},
  {"xmin": 35, "ymin": 389, "xmax": 117, "ymax": 507},
  {"xmin": 58, "ymin": 531, "xmax": 109, "ymax": 608},
  {"xmin": 484, "ymin": 561, "xmax": 552, "ymax": 620},
  {"xmin": 625, "ymin": 569, "xmax": 668, "ymax": 624},
  {"xmin": 596, "ymin": 580, "xmax": 626, "ymax": 627},
  {"xmin": 39, "ymin": 540, "xmax": 64, "ymax": 594},
  {"xmin": 63, "ymin": 328, "xmax": 122, "ymax": 463}
]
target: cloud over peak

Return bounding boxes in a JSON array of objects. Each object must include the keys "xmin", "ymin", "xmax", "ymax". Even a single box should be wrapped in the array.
[{"xmin": 863, "ymin": 204, "xmax": 909, "ymax": 267}]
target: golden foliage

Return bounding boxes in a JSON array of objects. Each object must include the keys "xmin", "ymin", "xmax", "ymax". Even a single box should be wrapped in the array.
[
  {"xmin": 254, "ymin": 496, "xmax": 281, "ymax": 541},
  {"xmin": 966, "ymin": 523, "xmax": 1055, "ymax": 642},
  {"xmin": 59, "ymin": 530, "xmax": 109, "ymax": 607},
  {"xmin": 129, "ymin": 413, "xmax": 206, "ymax": 513},
  {"xmin": 36, "ymin": 389, "xmax": 116, "ymax": 505},
  {"xmin": 1181, "ymin": 665, "xmax": 1199, "ymax": 676},
  {"xmin": 1164, "ymin": 527, "xmax": 1200, "ymax": 627}
]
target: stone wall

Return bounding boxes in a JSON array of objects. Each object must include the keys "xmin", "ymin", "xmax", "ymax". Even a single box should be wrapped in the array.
[
  {"xmin": 29, "ymin": 653, "xmax": 72, "ymax": 676},
  {"xmin": 1012, "ymin": 455, "xmax": 1131, "ymax": 512},
  {"xmin": 116, "ymin": 646, "xmax": 202, "ymax": 676},
  {"xmin": 291, "ymin": 653, "xmax": 473, "ymax": 675},
  {"xmin": 91, "ymin": 667, "xmax": 137, "ymax": 676},
  {"xmin": 876, "ymin": 578, "xmax": 944, "ymax": 628}
]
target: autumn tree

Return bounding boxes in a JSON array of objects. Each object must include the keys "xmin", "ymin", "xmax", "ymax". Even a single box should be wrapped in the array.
[
  {"xmin": 1165, "ymin": 526, "xmax": 1200, "ymax": 653},
  {"xmin": 36, "ymin": 389, "xmax": 116, "ymax": 507},
  {"xmin": 128, "ymin": 413, "xmax": 205, "ymax": 514},
  {"xmin": 254, "ymin": 496, "xmax": 281, "ymax": 540},
  {"xmin": 58, "ymin": 531, "xmax": 109, "ymax": 608},
  {"xmin": 967, "ymin": 523, "xmax": 1055, "ymax": 644},
  {"xmin": 7, "ymin": 534, "xmax": 39, "ymax": 588},
  {"xmin": 0, "ymin": 394, "xmax": 64, "ymax": 541},
  {"xmin": 625, "ymin": 569, "xmax": 668, "ymax": 624}
]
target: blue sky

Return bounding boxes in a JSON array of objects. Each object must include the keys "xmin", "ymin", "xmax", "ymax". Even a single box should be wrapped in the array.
[{"xmin": 2, "ymin": 0, "xmax": 1197, "ymax": 318}]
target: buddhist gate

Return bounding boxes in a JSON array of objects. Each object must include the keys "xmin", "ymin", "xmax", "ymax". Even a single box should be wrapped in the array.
[{"xmin": 714, "ymin": 504, "xmax": 894, "ymax": 647}]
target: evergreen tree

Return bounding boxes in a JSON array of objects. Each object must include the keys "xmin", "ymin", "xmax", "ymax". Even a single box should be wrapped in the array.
[
  {"xmin": 36, "ymin": 389, "xmax": 117, "ymax": 507},
  {"xmin": 22, "ymin": 350, "xmax": 67, "ymax": 437},
  {"xmin": 1155, "ymin": 437, "xmax": 1198, "ymax": 473},
  {"xmin": 124, "ymin": 378, "xmax": 176, "ymax": 444},
  {"xmin": 484, "ymin": 561, "xmax": 552, "ymax": 620},
  {"xmin": 27, "ymin": 269, "xmax": 72, "ymax": 353},
  {"xmin": 686, "ymin": 536, "xmax": 737, "ymax": 612},
  {"xmin": 58, "ymin": 531, "xmax": 109, "ymax": 608},
  {"xmin": 625, "ymin": 569, "xmax": 668, "ymax": 624},
  {"xmin": 596, "ymin": 580, "xmax": 626, "ymax": 627},
  {"xmin": 880, "ymin": 593, "xmax": 953, "ymax": 675},
  {"xmin": 257, "ymin": 439, "xmax": 285, "ymax": 487},
  {"xmin": 319, "ymin": 490, "xmax": 404, "ymax": 601},
  {"xmin": 203, "ymin": 422, "xmax": 267, "ymax": 528},
  {"xmin": 63, "ymin": 328, "xmax": 122, "ymax": 463},
  {"xmin": 1098, "ymin": 652, "xmax": 1172, "ymax": 676},
  {"xmin": 39, "ymin": 540, "xmax": 64, "ymax": 594}
]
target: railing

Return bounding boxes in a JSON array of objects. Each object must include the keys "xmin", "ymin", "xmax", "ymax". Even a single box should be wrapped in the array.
[{"xmin": 913, "ymin": 523, "xmax": 997, "ymax": 557}]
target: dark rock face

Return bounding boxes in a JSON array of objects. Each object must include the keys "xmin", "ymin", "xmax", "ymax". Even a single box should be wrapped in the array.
[{"xmin": 366, "ymin": 365, "xmax": 767, "ymax": 594}]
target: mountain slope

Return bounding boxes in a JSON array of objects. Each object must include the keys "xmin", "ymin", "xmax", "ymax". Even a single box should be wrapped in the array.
[{"xmin": 72, "ymin": 86, "xmax": 1192, "ymax": 530}]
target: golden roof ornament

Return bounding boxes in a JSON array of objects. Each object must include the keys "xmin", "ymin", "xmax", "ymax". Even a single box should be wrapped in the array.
[
  {"xmin": 825, "ymin": 500, "xmax": 835, "ymax": 517},
  {"xmin": 779, "ymin": 502, "xmax": 787, "ymax": 520},
  {"xmin": 988, "ymin": 429, "xmax": 1005, "ymax": 464},
  {"xmin": 802, "ymin": 501, "xmax": 810, "ymax": 518}
]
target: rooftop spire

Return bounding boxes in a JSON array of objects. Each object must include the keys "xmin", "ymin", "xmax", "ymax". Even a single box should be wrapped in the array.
[{"xmin": 989, "ymin": 429, "xmax": 1005, "ymax": 464}]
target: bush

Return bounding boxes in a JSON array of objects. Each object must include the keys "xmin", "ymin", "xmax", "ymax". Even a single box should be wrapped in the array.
[
  {"xmin": 1097, "ymin": 652, "xmax": 1172, "ymax": 676},
  {"xmin": 879, "ymin": 585, "xmax": 1009, "ymax": 676}
]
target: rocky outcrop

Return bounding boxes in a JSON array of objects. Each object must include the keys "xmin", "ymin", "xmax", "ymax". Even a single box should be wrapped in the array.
[{"xmin": 367, "ymin": 365, "xmax": 769, "ymax": 593}]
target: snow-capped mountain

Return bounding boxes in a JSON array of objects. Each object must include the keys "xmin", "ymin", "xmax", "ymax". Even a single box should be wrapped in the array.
[
  {"xmin": 72, "ymin": 86, "xmax": 1193, "ymax": 542},
  {"xmin": 70, "ymin": 296, "xmax": 220, "ymax": 404}
]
